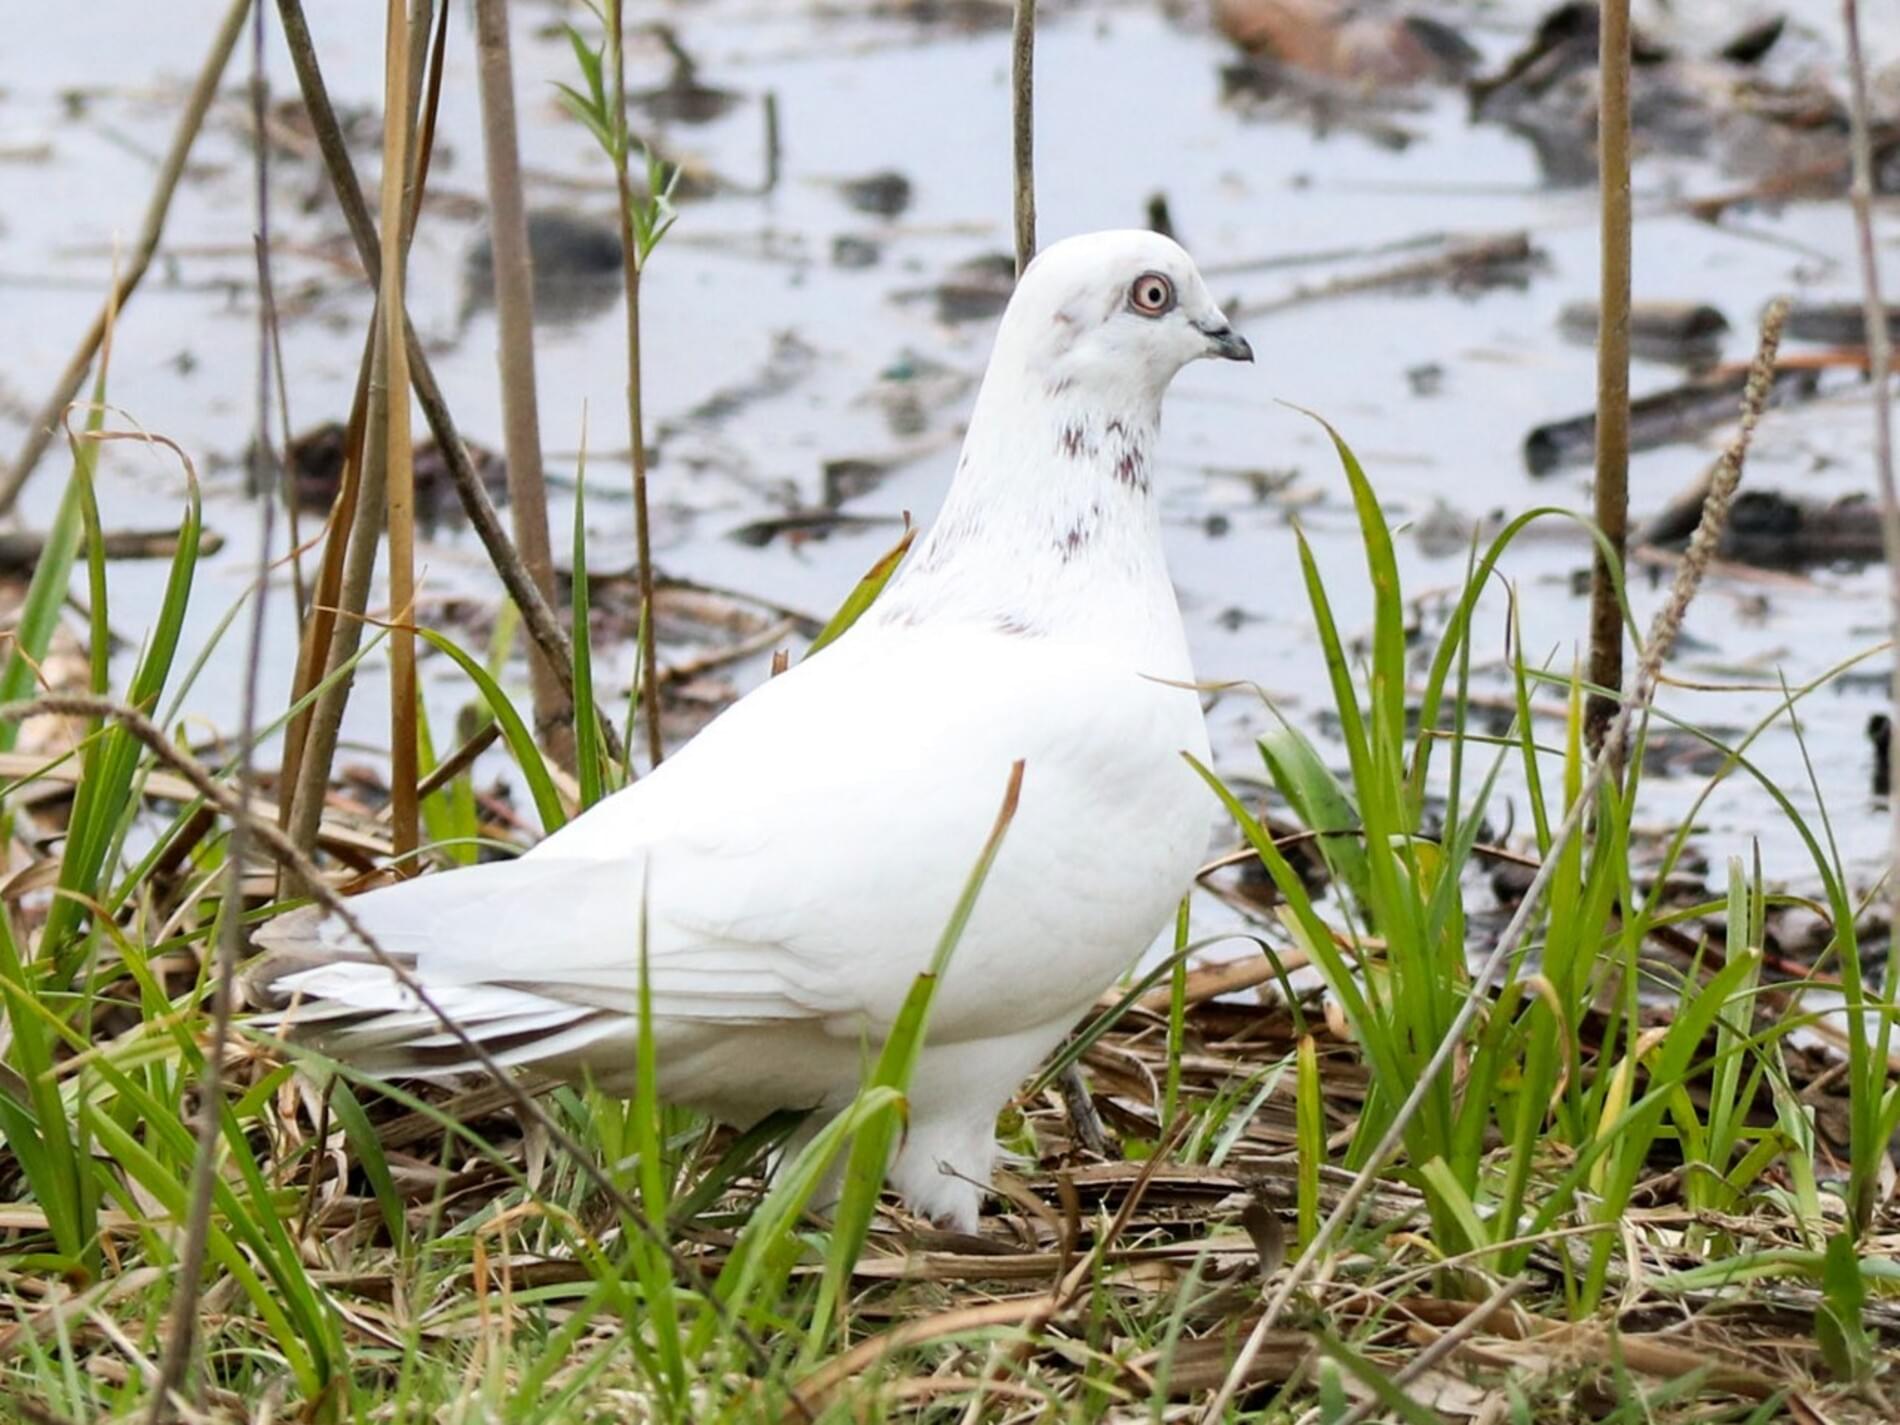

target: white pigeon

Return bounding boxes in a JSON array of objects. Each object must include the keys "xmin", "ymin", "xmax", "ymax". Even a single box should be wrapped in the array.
[{"xmin": 249, "ymin": 229, "xmax": 1253, "ymax": 1230}]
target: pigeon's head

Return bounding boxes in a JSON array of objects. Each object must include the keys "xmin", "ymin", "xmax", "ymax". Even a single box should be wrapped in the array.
[{"xmin": 1002, "ymin": 230, "xmax": 1252, "ymax": 401}]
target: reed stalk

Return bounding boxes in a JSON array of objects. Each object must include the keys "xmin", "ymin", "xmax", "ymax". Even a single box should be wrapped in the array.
[
  {"xmin": 382, "ymin": 0, "xmax": 421, "ymax": 861},
  {"xmin": 474, "ymin": 0, "xmax": 572, "ymax": 770},
  {"xmin": 1586, "ymin": 0, "xmax": 1632, "ymax": 754},
  {"xmin": 1011, "ymin": 1, "xmax": 1037, "ymax": 277}
]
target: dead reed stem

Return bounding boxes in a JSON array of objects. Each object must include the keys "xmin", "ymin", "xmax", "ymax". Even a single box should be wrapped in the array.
[
  {"xmin": 146, "ymin": 5, "xmax": 282, "ymax": 1413},
  {"xmin": 474, "ymin": 0, "xmax": 572, "ymax": 770},
  {"xmin": 0, "ymin": 0, "xmax": 249, "ymax": 516},
  {"xmin": 382, "ymin": 0, "xmax": 421, "ymax": 862},
  {"xmin": 1005, "ymin": 0, "xmax": 1106, "ymax": 1157},
  {"xmin": 1010, "ymin": 1, "xmax": 1037, "ymax": 277},
  {"xmin": 275, "ymin": 324, "xmax": 371, "ymax": 846},
  {"xmin": 288, "ymin": 318, "xmax": 392, "ymax": 866},
  {"xmin": 284, "ymin": 0, "xmax": 435, "ymax": 866},
  {"xmin": 1586, "ymin": 0, "xmax": 1632, "ymax": 754},
  {"xmin": 608, "ymin": 0, "xmax": 664, "ymax": 770},
  {"xmin": 1201, "ymin": 297, "xmax": 1791, "ymax": 1423},
  {"xmin": 274, "ymin": 0, "xmax": 619, "ymax": 770}
]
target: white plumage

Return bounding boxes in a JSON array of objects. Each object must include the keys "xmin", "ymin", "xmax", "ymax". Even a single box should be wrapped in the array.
[{"xmin": 250, "ymin": 229, "xmax": 1253, "ymax": 1229}]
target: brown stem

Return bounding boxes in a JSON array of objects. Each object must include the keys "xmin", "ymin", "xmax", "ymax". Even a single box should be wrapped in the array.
[
  {"xmin": 381, "ymin": 0, "xmax": 421, "ymax": 863},
  {"xmin": 0, "ymin": 0, "xmax": 249, "ymax": 516},
  {"xmin": 1586, "ymin": 0, "xmax": 1632, "ymax": 754},
  {"xmin": 609, "ymin": 0, "xmax": 664, "ymax": 769},
  {"xmin": 474, "ymin": 0, "xmax": 572, "ymax": 769},
  {"xmin": 289, "ymin": 317, "xmax": 393, "ymax": 867},
  {"xmin": 1010, "ymin": 1, "xmax": 1037, "ymax": 278},
  {"xmin": 276, "ymin": 325, "xmax": 372, "ymax": 842}
]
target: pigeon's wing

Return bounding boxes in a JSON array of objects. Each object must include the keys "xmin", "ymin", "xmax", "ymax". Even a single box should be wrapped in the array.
[{"xmin": 250, "ymin": 622, "xmax": 1205, "ymax": 1074}]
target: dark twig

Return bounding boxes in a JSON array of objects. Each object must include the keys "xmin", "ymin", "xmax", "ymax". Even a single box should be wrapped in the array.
[
  {"xmin": 1010, "ymin": 1, "xmax": 1037, "ymax": 277},
  {"xmin": 146, "ymin": 5, "xmax": 280, "ymax": 1415},
  {"xmin": 1586, "ymin": 0, "xmax": 1632, "ymax": 754},
  {"xmin": 0, "ymin": 0, "xmax": 248, "ymax": 515},
  {"xmin": 1201, "ymin": 297, "xmax": 1791, "ymax": 1422}
]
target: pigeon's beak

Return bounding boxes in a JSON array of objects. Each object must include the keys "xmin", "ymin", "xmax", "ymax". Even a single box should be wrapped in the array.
[{"xmin": 1195, "ymin": 317, "xmax": 1254, "ymax": 363}]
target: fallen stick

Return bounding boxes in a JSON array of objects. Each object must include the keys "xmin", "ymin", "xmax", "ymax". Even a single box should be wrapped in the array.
[{"xmin": 0, "ymin": 528, "xmax": 223, "ymax": 573}]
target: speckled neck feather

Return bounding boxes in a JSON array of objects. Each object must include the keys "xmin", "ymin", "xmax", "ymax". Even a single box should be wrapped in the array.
[{"xmin": 873, "ymin": 315, "xmax": 1181, "ymax": 662}]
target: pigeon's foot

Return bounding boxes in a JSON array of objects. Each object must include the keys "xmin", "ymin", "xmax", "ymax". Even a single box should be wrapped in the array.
[{"xmin": 889, "ymin": 1113, "xmax": 996, "ymax": 1235}]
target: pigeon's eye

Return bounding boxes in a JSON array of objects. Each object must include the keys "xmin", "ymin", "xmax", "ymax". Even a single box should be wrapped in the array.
[{"xmin": 1129, "ymin": 272, "xmax": 1175, "ymax": 317}]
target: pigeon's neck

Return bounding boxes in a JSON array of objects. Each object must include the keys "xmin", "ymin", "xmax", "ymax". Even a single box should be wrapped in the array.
[{"xmin": 872, "ymin": 370, "xmax": 1186, "ymax": 667}]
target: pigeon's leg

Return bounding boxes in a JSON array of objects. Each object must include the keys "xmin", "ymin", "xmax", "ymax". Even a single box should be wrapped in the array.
[
  {"xmin": 1057, "ymin": 1061, "xmax": 1110, "ymax": 1157},
  {"xmin": 887, "ymin": 1111, "xmax": 994, "ymax": 1234},
  {"xmin": 767, "ymin": 1108, "xmax": 845, "ymax": 1214}
]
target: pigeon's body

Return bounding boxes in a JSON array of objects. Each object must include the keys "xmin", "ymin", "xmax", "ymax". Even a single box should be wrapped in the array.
[{"xmin": 252, "ymin": 230, "xmax": 1251, "ymax": 1229}]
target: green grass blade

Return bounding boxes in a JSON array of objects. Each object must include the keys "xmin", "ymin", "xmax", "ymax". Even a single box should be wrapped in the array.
[
  {"xmin": 417, "ymin": 627, "xmax": 567, "ymax": 835},
  {"xmin": 802, "ymin": 521, "xmax": 914, "ymax": 660}
]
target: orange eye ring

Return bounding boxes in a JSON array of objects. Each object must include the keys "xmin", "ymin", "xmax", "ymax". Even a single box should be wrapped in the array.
[{"xmin": 1129, "ymin": 271, "xmax": 1175, "ymax": 317}]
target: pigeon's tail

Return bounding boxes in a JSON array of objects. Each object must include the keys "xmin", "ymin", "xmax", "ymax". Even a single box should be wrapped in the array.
[{"xmin": 244, "ymin": 907, "xmax": 629, "ymax": 1081}]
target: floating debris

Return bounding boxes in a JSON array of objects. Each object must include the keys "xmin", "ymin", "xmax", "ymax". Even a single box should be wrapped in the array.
[
  {"xmin": 1471, "ymin": 0, "xmax": 1900, "ymax": 190},
  {"xmin": 662, "ymin": 331, "xmax": 819, "ymax": 436},
  {"xmin": 631, "ymin": 24, "xmax": 743, "ymax": 125},
  {"xmin": 284, "ymin": 421, "xmax": 508, "ymax": 528},
  {"xmin": 891, "ymin": 251, "xmax": 1018, "ymax": 325},
  {"xmin": 1214, "ymin": 0, "xmax": 1480, "ymax": 88},
  {"xmin": 830, "ymin": 233, "xmax": 882, "ymax": 270},
  {"xmin": 835, "ymin": 169, "xmax": 913, "ymax": 218},
  {"xmin": 823, "ymin": 456, "xmax": 895, "ymax": 507},
  {"xmin": 1718, "ymin": 490, "xmax": 1887, "ymax": 569},
  {"xmin": 0, "ymin": 527, "xmax": 223, "ymax": 573},
  {"xmin": 464, "ymin": 209, "xmax": 623, "ymax": 327},
  {"xmin": 1782, "ymin": 300, "xmax": 1900, "ymax": 347},
  {"xmin": 856, "ymin": 350, "xmax": 977, "ymax": 439},
  {"xmin": 728, "ymin": 509, "xmax": 906, "ymax": 549},
  {"xmin": 1239, "ymin": 231, "xmax": 1538, "ymax": 316},
  {"xmin": 1558, "ymin": 300, "xmax": 1729, "ymax": 367},
  {"xmin": 1523, "ymin": 364, "xmax": 1821, "ymax": 474}
]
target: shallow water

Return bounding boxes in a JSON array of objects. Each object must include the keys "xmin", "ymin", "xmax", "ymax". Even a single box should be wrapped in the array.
[{"xmin": 2, "ymin": 0, "xmax": 1894, "ymax": 934}]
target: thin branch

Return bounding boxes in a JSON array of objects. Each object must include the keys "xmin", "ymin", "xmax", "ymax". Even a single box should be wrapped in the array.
[
  {"xmin": 1199, "ymin": 297, "xmax": 1792, "ymax": 1423},
  {"xmin": 1586, "ymin": 0, "xmax": 1632, "ymax": 753},
  {"xmin": 1010, "ymin": 1, "xmax": 1037, "ymax": 277},
  {"xmin": 0, "ymin": 0, "xmax": 249, "ymax": 515},
  {"xmin": 146, "ymin": 3, "xmax": 280, "ymax": 1412}
]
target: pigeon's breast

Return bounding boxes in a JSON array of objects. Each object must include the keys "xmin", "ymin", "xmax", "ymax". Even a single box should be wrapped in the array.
[{"xmin": 818, "ymin": 623, "xmax": 1212, "ymax": 1042}]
